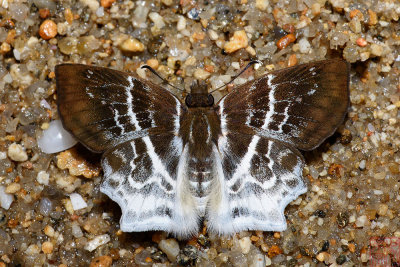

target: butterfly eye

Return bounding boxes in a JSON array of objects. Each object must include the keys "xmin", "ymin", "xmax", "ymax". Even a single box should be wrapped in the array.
[
  {"xmin": 185, "ymin": 94, "xmax": 193, "ymax": 107},
  {"xmin": 207, "ymin": 94, "xmax": 214, "ymax": 106}
]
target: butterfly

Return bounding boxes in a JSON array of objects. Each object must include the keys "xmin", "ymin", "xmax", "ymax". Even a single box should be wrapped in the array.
[{"xmin": 55, "ymin": 59, "xmax": 349, "ymax": 237}]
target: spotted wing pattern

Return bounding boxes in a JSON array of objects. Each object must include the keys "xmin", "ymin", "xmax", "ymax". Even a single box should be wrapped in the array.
[
  {"xmin": 56, "ymin": 64, "xmax": 182, "ymax": 152},
  {"xmin": 57, "ymin": 65, "xmax": 200, "ymax": 237},
  {"xmin": 209, "ymin": 60, "xmax": 349, "ymax": 233}
]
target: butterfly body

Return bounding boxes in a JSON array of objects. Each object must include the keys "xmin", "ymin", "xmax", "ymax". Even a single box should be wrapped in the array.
[{"xmin": 56, "ymin": 60, "xmax": 349, "ymax": 237}]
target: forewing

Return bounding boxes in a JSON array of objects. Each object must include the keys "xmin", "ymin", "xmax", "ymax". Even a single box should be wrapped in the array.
[
  {"xmin": 56, "ymin": 64, "xmax": 183, "ymax": 152},
  {"xmin": 100, "ymin": 133, "xmax": 200, "ymax": 237},
  {"xmin": 207, "ymin": 133, "xmax": 306, "ymax": 234},
  {"xmin": 217, "ymin": 59, "xmax": 349, "ymax": 150}
]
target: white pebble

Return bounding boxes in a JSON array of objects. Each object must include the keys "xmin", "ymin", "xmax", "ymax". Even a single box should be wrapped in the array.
[
  {"xmin": 194, "ymin": 68, "xmax": 211, "ymax": 80},
  {"xmin": 0, "ymin": 151, "xmax": 6, "ymax": 160},
  {"xmin": 96, "ymin": 6, "xmax": 104, "ymax": 17},
  {"xmin": 231, "ymin": 62, "xmax": 240, "ymax": 69},
  {"xmin": 359, "ymin": 160, "xmax": 366, "ymax": 170},
  {"xmin": 177, "ymin": 15, "xmax": 186, "ymax": 31},
  {"xmin": 0, "ymin": 186, "xmax": 13, "ymax": 210},
  {"xmin": 208, "ymin": 29, "xmax": 219, "ymax": 40},
  {"xmin": 70, "ymin": 193, "xmax": 87, "ymax": 211},
  {"xmin": 25, "ymin": 244, "xmax": 40, "ymax": 255},
  {"xmin": 355, "ymin": 215, "xmax": 368, "ymax": 227},
  {"xmin": 255, "ymin": 0, "xmax": 269, "ymax": 11},
  {"xmin": 149, "ymin": 12, "xmax": 165, "ymax": 28},
  {"xmin": 40, "ymin": 99, "xmax": 51, "ymax": 109},
  {"xmin": 159, "ymin": 238, "xmax": 180, "ymax": 262},
  {"xmin": 84, "ymin": 234, "xmax": 111, "ymax": 252},
  {"xmin": 37, "ymin": 171, "xmax": 50, "ymax": 185},
  {"xmin": 79, "ymin": 0, "xmax": 99, "ymax": 12},
  {"xmin": 8, "ymin": 143, "xmax": 28, "ymax": 161},
  {"xmin": 249, "ymin": 253, "xmax": 265, "ymax": 267},
  {"xmin": 37, "ymin": 120, "xmax": 77, "ymax": 154},
  {"xmin": 265, "ymin": 256, "xmax": 272, "ymax": 266},
  {"xmin": 71, "ymin": 221, "xmax": 83, "ymax": 238},
  {"xmin": 239, "ymin": 236, "xmax": 251, "ymax": 254},
  {"xmin": 299, "ymin": 38, "xmax": 311, "ymax": 53}
]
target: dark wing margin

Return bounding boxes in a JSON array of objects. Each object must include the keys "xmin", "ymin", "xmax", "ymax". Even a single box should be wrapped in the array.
[
  {"xmin": 217, "ymin": 59, "xmax": 350, "ymax": 150},
  {"xmin": 56, "ymin": 64, "xmax": 184, "ymax": 152}
]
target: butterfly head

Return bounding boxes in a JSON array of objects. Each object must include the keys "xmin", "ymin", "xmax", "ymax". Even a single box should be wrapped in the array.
[{"xmin": 185, "ymin": 80, "xmax": 214, "ymax": 108}]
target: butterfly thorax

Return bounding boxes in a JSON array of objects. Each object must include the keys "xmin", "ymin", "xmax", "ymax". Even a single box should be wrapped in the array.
[{"xmin": 185, "ymin": 81, "xmax": 214, "ymax": 108}]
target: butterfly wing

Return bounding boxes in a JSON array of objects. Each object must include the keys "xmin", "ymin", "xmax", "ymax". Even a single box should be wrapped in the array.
[
  {"xmin": 56, "ymin": 64, "xmax": 181, "ymax": 153},
  {"xmin": 56, "ymin": 65, "xmax": 200, "ymax": 236},
  {"xmin": 217, "ymin": 59, "xmax": 349, "ymax": 150},
  {"xmin": 207, "ymin": 134, "xmax": 306, "ymax": 234},
  {"xmin": 208, "ymin": 59, "xmax": 349, "ymax": 233}
]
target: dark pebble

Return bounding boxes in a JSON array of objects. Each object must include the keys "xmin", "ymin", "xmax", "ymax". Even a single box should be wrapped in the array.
[
  {"xmin": 337, "ymin": 212, "xmax": 349, "ymax": 228},
  {"xmin": 320, "ymin": 240, "xmax": 329, "ymax": 252},
  {"xmin": 336, "ymin": 254, "xmax": 347, "ymax": 265},
  {"xmin": 314, "ymin": 210, "xmax": 326, "ymax": 218},
  {"xmin": 176, "ymin": 245, "xmax": 198, "ymax": 266},
  {"xmin": 197, "ymin": 234, "xmax": 210, "ymax": 247}
]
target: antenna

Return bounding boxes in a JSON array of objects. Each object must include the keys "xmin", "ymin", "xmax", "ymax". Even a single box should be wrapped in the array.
[
  {"xmin": 210, "ymin": 60, "xmax": 262, "ymax": 94},
  {"xmin": 141, "ymin": 65, "xmax": 185, "ymax": 92}
]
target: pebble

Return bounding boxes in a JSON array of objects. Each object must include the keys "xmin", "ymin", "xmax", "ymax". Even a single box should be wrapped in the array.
[
  {"xmin": 38, "ymin": 120, "xmax": 78, "ymax": 154},
  {"xmin": 265, "ymin": 256, "xmax": 272, "ymax": 266},
  {"xmin": 149, "ymin": 12, "xmax": 165, "ymax": 29},
  {"xmin": 255, "ymin": 0, "xmax": 269, "ymax": 10},
  {"xmin": 119, "ymin": 38, "xmax": 145, "ymax": 52},
  {"xmin": 41, "ymin": 241, "xmax": 54, "ymax": 254},
  {"xmin": 69, "ymin": 193, "xmax": 88, "ymax": 211},
  {"xmin": 8, "ymin": 143, "xmax": 28, "ymax": 162},
  {"xmin": 248, "ymin": 252, "xmax": 265, "ymax": 267},
  {"xmin": 316, "ymin": 252, "xmax": 329, "ymax": 262},
  {"xmin": 39, "ymin": 19, "xmax": 57, "ymax": 40},
  {"xmin": 5, "ymin": 183, "xmax": 20, "ymax": 194},
  {"xmin": 239, "ymin": 236, "xmax": 251, "ymax": 254},
  {"xmin": 44, "ymin": 225, "xmax": 55, "ymax": 237},
  {"xmin": 158, "ymin": 238, "xmax": 180, "ymax": 262},
  {"xmin": 377, "ymin": 204, "xmax": 388, "ymax": 216},
  {"xmin": 0, "ymin": 186, "xmax": 13, "ymax": 210},
  {"xmin": 146, "ymin": 58, "xmax": 159, "ymax": 69},
  {"xmin": 370, "ymin": 43, "xmax": 383, "ymax": 56},
  {"xmin": 57, "ymin": 148, "xmax": 100, "ymax": 178},
  {"xmin": 25, "ymin": 244, "xmax": 40, "ymax": 255},
  {"xmin": 36, "ymin": 170, "xmax": 50, "ymax": 185},
  {"xmin": 194, "ymin": 68, "xmax": 211, "ymax": 80},
  {"xmin": 100, "ymin": 0, "xmax": 115, "ymax": 8},
  {"xmin": 298, "ymin": 38, "xmax": 311, "ymax": 53},
  {"xmin": 358, "ymin": 160, "xmax": 366, "ymax": 170},
  {"xmin": 224, "ymin": 30, "xmax": 248, "ymax": 53},
  {"xmin": 80, "ymin": 0, "xmax": 99, "ymax": 12},
  {"xmin": 355, "ymin": 215, "xmax": 368, "ymax": 227},
  {"xmin": 71, "ymin": 221, "xmax": 83, "ymax": 238},
  {"xmin": 161, "ymin": 0, "xmax": 173, "ymax": 5},
  {"xmin": 39, "ymin": 197, "xmax": 53, "ymax": 216},
  {"xmin": 90, "ymin": 255, "xmax": 112, "ymax": 267},
  {"xmin": 177, "ymin": 16, "xmax": 186, "ymax": 31},
  {"xmin": 85, "ymin": 234, "xmax": 111, "ymax": 252},
  {"xmin": 356, "ymin": 37, "xmax": 367, "ymax": 47},
  {"xmin": 277, "ymin": 33, "xmax": 296, "ymax": 50}
]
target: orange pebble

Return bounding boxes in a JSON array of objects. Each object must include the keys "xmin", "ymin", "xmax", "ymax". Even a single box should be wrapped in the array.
[
  {"xmin": 277, "ymin": 33, "xmax": 296, "ymax": 50},
  {"xmin": 39, "ymin": 19, "xmax": 57, "ymax": 40},
  {"xmin": 39, "ymin": 8, "xmax": 50, "ymax": 19},
  {"xmin": 356, "ymin": 37, "xmax": 367, "ymax": 47},
  {"xmin": 101, "ymin": 0, "xmax": 116, "ymax": 8}
]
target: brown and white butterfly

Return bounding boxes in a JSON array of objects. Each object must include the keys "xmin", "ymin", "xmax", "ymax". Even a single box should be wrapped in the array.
[{"xmin": 56, "ymin": 59, "xmax": 349, "ymax": 237}]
